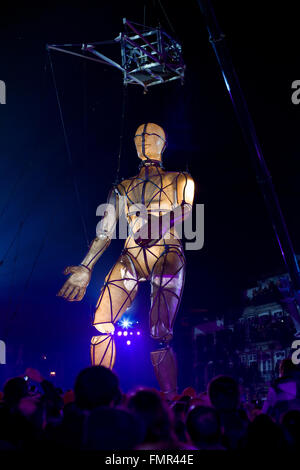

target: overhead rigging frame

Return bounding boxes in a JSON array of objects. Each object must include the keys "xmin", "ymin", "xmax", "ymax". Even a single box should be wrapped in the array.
[{"xmin": 46, "ymin": 18, "xmax": 185, "ymax": 93}]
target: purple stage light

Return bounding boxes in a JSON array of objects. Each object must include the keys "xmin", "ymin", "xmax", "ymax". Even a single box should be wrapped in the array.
[
  {"xmin": 126, "ymin": 340, "xmax": 131, "ymax": 345},
  {"xmin": 130, "ymin": 332, "xmax": 133, "ymax": 335},
  {"xmin": 117, "ymin": 331, "xmax": 122, "ymax": 336},
  {"xmin": 123, "ymin": 331, "xmax": 128, "ymax": 336},
  {"xmin": 137, "ymin": 331, "xmax": 141, "ymax": 335}
]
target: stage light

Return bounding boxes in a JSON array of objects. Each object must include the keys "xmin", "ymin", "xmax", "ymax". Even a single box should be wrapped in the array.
[
  {"xmin": 130, "ymin": 332, "xmax": 133, "ymax": 335},
  {"xmin": 137, "ymin": 331, "xmax": 141, "ymax": 335},
  {"xmin": 120, "ymin": 318, "xmax": 132, "ymax": 329},
  {"xmin": 126, "ymin": 340, "xmax": 131, "ymax": 346},
  {"xmin": 50, "ymin": 371, "xmax": 56, "ymax": 376},
  {"xmin": 123, "ymin": 331, "xmax": 128, "ymax": 336},
  {"xmin": 117, "ymin": 331, "xmax": 122, "ymax": 336}
]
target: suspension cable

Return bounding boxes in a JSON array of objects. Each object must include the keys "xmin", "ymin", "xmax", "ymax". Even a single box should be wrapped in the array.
[
  {"xmin": 48, "ymin": 50, "xmax": 90, "ymax": 246},
  {"xmin": 115, "ymin": 84, "xmax": 128, "ymax": 184}
]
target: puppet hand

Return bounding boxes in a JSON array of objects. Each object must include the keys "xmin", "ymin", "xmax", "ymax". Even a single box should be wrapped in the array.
[{"xmin": 57, "ymin": 265, "xmax": 91, "ymax": 301}]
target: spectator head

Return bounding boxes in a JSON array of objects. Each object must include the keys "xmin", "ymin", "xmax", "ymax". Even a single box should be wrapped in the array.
[
  {"xmin": 246, "ymin": 413, "xmax": 285, "ymax": 450},
  {"xmin": 181, "ymin": 387, "xmax": 197, "ymax": 399},
  {"xmin": 186, "ymin": 405, "xmax": 222, "ymax": 448},
  {"xmin": 83, "ymin": 407, "xmax": 143, "ymax": 450},
  {"xmin": 3, "ymin": 377, "xmax": 28, "ymax": 407},
  {"xmin": 281, "ymin": 410, "xmax": 300, "ymax": 448},
  {"xmin": 190, "ymin": 392, "xmax": 211, "ymax": 408},
  {"xmin": 127, "ymin": 388, "xmax": 175, "ymax": 444},
  {"xmin": 208, "ymin": 375, "xmax": 239, "ymax": 411},
  {"xmin": 63, "ymin": 389, "xmax": 75, "ymax": 406},
  {"xmin": 172, "ymin": 395, "xmax": 191, "ymax": 419},
  {"xmin": 171, "ymin": 396, "xmax": 193, "ymax": 444},
  {"xmin": 74, "ymin": 366, "xmax": 121, "ymax": 410},
  {"xmin": 279, "ymin": 358, "xmax": 298, "ymax": 378}
]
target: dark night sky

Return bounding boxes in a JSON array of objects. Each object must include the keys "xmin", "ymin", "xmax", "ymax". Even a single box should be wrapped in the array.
[{"xmin": 0, "ymin": 1, "xmax": 299, "ymax": 388}]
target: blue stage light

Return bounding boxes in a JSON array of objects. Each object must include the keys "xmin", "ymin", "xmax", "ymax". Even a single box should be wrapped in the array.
[{"xmin": 120, "ymin": 318, "xmax": 132, "ymax": 329}]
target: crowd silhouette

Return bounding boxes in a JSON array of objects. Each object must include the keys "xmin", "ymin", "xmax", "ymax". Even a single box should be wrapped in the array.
[{"xmin": 1, "ymin": 359, "xmax": 300, "ymax": 451}]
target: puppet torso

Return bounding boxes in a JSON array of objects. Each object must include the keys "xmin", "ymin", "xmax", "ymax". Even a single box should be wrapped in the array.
[{"xmin": 116, "ymin": 165, "xmax": 184, "ymax": 277}]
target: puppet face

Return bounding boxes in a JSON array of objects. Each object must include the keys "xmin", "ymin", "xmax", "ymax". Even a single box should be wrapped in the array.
[{"xmin": 134, "ymin": 123, "xmax": 166, "ymax": 161}]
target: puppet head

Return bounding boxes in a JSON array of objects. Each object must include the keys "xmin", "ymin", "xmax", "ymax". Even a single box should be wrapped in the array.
[{"xmin": 134, "ymin": 123, "xmax": 167, "ymax": 162}]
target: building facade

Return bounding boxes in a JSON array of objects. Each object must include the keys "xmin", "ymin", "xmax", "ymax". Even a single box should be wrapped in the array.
[{"xmin": 193, "ymin": 275, "xmax": 296, "ymax": 400}]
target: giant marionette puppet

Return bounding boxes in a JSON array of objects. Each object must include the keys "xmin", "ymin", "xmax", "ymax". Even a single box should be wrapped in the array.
[{"xmin": 58, "ymin": 123, "xmax": 194, "ymax": 399}]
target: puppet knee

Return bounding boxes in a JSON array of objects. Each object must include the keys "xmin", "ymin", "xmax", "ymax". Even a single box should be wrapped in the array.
[
  {"xmin": 150, "ymin": 331, "xmax": 173, "ymax": 351},
  {"xmin": 90, "ymin": 334, "xmax": 115, "ymax": 368},
  {"xmin": 93, "ymin": 322, "xmax": 115, "ymax": 334}
]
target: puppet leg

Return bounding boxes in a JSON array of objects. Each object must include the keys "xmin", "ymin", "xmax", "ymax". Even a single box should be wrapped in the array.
[
  {"xmin": 149, "ymin": 245, "xmax": 186, "ymax": 399},
  {"xmin": 91, "ymin": 253, "xmax": 139, "ymax": 368}
]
